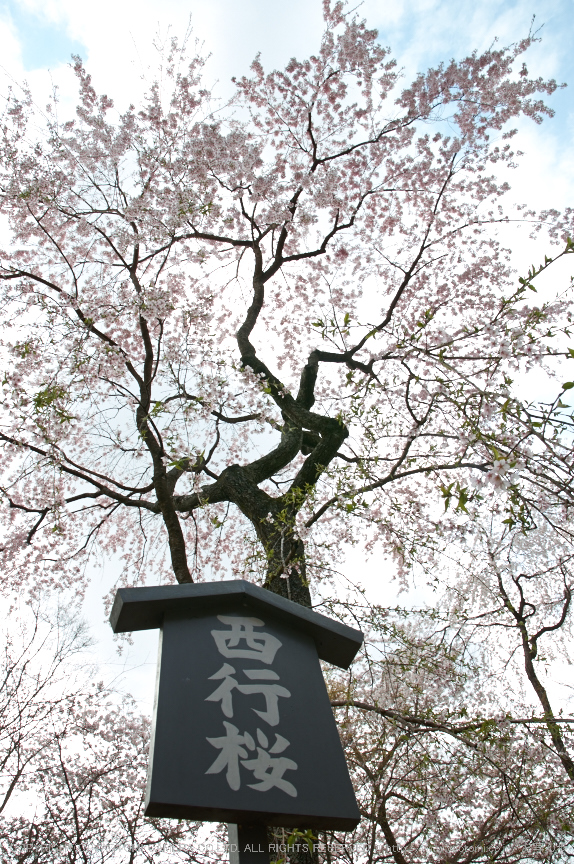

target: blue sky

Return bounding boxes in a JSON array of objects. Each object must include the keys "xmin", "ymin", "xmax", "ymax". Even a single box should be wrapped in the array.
[
  {"xmin": 2, "ymin": 0, "xmax": 572, "ymax": 94},
  {"xmin": 1, "ymin": 0, "xmax": 571, "ymax": 195},
  {"xmin": 0, "ymin": 0, "xmax": 86, "ymax": 69},
  {"xmin": 0, "ymin": 0, "xmax": 570, "ymax": 133}
]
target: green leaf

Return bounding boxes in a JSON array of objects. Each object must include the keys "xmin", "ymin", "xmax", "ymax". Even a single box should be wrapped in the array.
[
  {"xmin": 440, "ymin": 482, "xmax": 455, "ymax": 511},
  {"xmin": 563, "ymin": 382, "xmax": 574, "ymax": 390},
  {"xmin": 455, "ymin": 486, "xmax": 470, "ymax": 514}
]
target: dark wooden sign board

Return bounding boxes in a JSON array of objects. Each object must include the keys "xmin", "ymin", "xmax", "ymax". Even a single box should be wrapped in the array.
[{"xmin": 110, "ymin": 580, "xmax": 363, "ymax": 857}]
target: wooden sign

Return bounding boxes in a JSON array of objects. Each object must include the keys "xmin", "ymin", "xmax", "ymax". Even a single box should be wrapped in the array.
[{"xmin": 110, "ymin": 580, "xmax": 363, "ymax": 830}]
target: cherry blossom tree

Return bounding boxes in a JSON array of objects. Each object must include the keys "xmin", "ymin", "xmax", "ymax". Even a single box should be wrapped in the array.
[
  {"xmin": 0, "ymin": 1, "xmax": 568, "ymax": 609},
  {"xmin": 328, "ymin": 609, "xmax": 574, "ymax": 863},
  {"xmin": 0, "ymin": 606, "xmax": 209, "ymax": 863},
  {"xmin": 1, "ymin": 0, "xmax": 574, "ymax": 860},
  {"xmin": 0, "ymin": 603, "xmax": 92, "ymax": 820},
  {"xmin": 3, "ymin": 600, "xmax": 572, "ymax": 863}
]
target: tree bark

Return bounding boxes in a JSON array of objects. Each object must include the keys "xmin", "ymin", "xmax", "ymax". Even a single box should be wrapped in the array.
[
  {"xmin": 376, "ymin": 799, "xmax": 408, "ymax": 864},
  {"xmin": 154, "ymin": 466, "xmax": 192, "ymax": 584},
  {"xmin": 520, "ymin": 625, "xmax": 574, "ymax": 783},
  {"xmin": 263, "ymin": 530, "xmax": 311, "ymax": 608}
]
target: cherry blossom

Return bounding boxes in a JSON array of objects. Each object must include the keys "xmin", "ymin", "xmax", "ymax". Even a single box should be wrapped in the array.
[{"xmin": 0, "ymin": 2, "xmax": 573, "ymax": 860}]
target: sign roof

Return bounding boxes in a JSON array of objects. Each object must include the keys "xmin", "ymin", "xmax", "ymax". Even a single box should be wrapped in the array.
[{"xmin": 110, "ymin": 580, "xmax": 363, "ymax": 670}]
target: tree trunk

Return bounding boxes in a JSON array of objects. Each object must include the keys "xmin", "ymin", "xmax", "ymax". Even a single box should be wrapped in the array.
[
  {"xmin": 263, "ymin": 529, "xmax": 311, "ymax": 608},
  {"xmin": 520, "ymin": 627, "xmax": 574, "ymax": 783},
  {"xmin": 263, "ymin": 525, "xmax": 317, "ymax": 862}
]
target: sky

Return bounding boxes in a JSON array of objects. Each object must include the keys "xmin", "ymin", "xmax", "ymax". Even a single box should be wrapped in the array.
[{"xmin": 1, "ymin": 0, "xmax": 572, "ymax": 710}]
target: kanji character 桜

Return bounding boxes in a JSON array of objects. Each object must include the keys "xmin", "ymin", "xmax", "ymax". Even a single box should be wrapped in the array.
[
  {"xmin": 205, "ymin": 664, "xmax": 291, "ymax": 726},
  {"xmin": 242, "ymin": 728, "xmax": 298, "ymax": 797},
  {"xmin": 211, "ymin": 616, "xmax": 282, "ymax": 664},
  {"xmin": 205, "ymin": 721, "xmax": 255, "ymax": 791},
  {"xmin": 206, "ymin": 725, "xmax": 298, "ymax": 796}
]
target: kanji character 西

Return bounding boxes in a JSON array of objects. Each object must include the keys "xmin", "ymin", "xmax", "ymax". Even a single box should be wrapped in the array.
[{"xmin": 211, "ymin": 615, "xmax": 282, "ymax": 664}]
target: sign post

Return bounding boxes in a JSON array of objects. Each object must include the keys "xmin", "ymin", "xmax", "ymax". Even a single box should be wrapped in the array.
[
  {"xmin": 110, "ymin": 580, "xmax": 363, "ymax": 861},
  {"xmin": 228, "ymin": 824, "xmax": 273, "ymax": 864}
]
